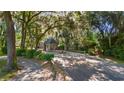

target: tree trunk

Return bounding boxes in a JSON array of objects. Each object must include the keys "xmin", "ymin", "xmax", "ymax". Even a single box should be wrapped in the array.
[
  {"xmin": 35, "ymin": 39, "xmax": 39, "ymax": 50},
  {"xmin": 21, "ymin": 12, "xmax": 26, "ymax": 49},
  {"xmin": 64, "ymin": 38, "xmax": 69, "ymax": 50},
  {"xmin": 4, "ymin": 11, "xmax": 17, "ymax": 70},
  {"xmin": 21, "ymin": 25, "xmax": 26, "ymax": 49},
  {"xmin": 108, "ymin": 36, "xmax": 111, "ymax": 48}
]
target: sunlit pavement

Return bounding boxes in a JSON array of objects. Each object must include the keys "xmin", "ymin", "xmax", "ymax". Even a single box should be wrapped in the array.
[
  {"xmin": 0, "ymin": 52, "xmax": 124, "ymax": 81},
  {"xmin": 51, "ymin": 51, "xmax": 124, "ymax": 81}
]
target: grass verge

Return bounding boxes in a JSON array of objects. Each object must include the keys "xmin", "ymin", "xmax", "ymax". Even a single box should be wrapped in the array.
[
  {"xmin": 0, "ymin": 60, "xmax": 17, "ymax": 81},
  {"xmin": 99, "ymin": 55, "xmax": 124, "ymax": 64}
]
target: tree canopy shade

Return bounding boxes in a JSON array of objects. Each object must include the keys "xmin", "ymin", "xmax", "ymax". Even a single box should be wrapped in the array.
[{"xmin": 0, "ymin": 11, "xmax": 124, "ymax": 70}]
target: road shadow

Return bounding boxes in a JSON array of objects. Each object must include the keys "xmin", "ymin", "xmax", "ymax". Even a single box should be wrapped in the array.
[{"xmin": 53, "ymin": 53, "xmax": 124, "ymax": 81}]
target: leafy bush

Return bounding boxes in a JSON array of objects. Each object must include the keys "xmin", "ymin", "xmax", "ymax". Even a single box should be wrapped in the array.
[
  {"xmin": 118, "ymin": 52, "xmax": 124, "ymax": 60},
  {"xmin": 83, "ymin": 40, "xmax": 97, "ymax": 49},
  {"xmin": 0, "ymin": 50, "xmax": 3, "ymax": 56},
  {"xmin": 79, "ymin": 47, "xmax": 85, "ymax": 51},
  {"xmin": 88, "ymin": 48, "xmax": 95, "ymax": 55},
  {"xmin": 38, "ymin": 53, "xmax": 54, "ymax": 61},
  {"xmin": 1, "ymin": 46, "xmax": 7, "ymax": 55},
  {"xmin": 4, "ymin": 47, "xmax": 54, "ymax": 61},
  {"xmin": 58, "ymin": 44, "xmax": 64, "ymax": 50},
  {"xmin": 104, "ymin": 49, "xmax": 112, "ymax": 56},
  {"xmin": 111, "ymin": 48, "xmax": 120, "ymax": 58},
  {"xmin": 16, "ymin": 48, "xmax": 26, "ymax": 56},
  {"xmin": 104, "ymin": 47, "xmax": 124, "ymax": 60},
  {"xmin": 79, "ymin": 46, "xmax": 88, "ymax": 53},
  {"xmin": 33, "ymin": 51, "xmax": 41, "ymax": 58},
  {"xmin": 25, "ymin": 49, "xmax": 36, "ymax": 58},
  {"xmin": 111, "ymin": 47, "xmax": 124, "ymax": 60}
]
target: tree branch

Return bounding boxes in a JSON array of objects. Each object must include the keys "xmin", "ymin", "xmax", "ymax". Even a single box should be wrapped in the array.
[{"xmin": 26, "ymin": 11, "xmax": 42, "ymax": 24}]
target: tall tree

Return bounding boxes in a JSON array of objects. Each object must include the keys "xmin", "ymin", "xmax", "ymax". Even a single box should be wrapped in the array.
[
  {"xmin": 21, "ymin": 11, "xmax": 26, "ymax": 49},
  {"xmin": 14, "ymin": 11, "xmax": 42, "ymax": 49},
  {"xmin": 4, "ymin": 11, "xmax": 17, "ymax": 70}
]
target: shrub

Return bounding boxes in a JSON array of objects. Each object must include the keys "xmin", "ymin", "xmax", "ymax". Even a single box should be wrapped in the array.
[
  {"xmin": 111, "ymin": 47, "xmax": 124, "ymax": 60},
  {"xmin": 16, "ymin": 48, "xmax": 26, "ymax": 56},
  {"xmin": 38, "ymin": 53, "xmax": 54, "ymax": 61},
  {"xmin": 58, "ymin": 44, "xmax": 64, "ymax": 50},
  {"xmin": 25, "ymin": 49, "xmax": 36, "ymax": 58},
  {"xmin": 111, "ymin": 48, "xmax": 119, "ymax": 58},
  {"xmin": 103, "ymin": 46, "xmax": 124, "ymax": 60},
  {"xmin": 118, "ymin": 52, "xmax": 124, "ymax": 60},
  {"xmin": 79, "ymin": 47, "xmax": 85, "ymax": 51},
  {"xmin": 1, "ymin": 46, "xmax": 7, "ymax": 54},
  {"xmin": 0, "ymin": 50, "xmax": 3, "ymax": 56},
  {"xmin": 88, "ymin": 48, "xmax": 95, "ymax": 55},
  {"xmin": 79, "ymin": 46, "xmax": 88, "ymax": 53},
  {"xmin": 0, "ymin": 49, "xmax": 4, "ymax": 56},
  {"xmin": 104, "ymin": 49, "xmax": 112, "ymax": 56},
  {"xmin": 45, "ymin": 53, "xmax": 54, "ymax": 61},
  {"xmin": 33, "ymin": 51, "xmax": 41, "ymax": 58}
]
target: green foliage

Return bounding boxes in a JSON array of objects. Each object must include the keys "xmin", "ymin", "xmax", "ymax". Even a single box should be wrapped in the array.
[
  {"xmin": 79, "ymin": 47, "xmax": 85, "ymax": 51},
  {"xmin": 0, "ymin": 60, "xmax": 6, "ymax": 69},
  {"xmin": 84, "ymin": 40, "xmax": 97, "ymax": 48},
  {"xmin": 118, "ymin": 52, "xmax": 124, "ymax": 60},
  {"xmin": 88, "ymin": 48, "xmax": 95, "ymax": 55},
  {"xmin": 0, "ymin": 71, "xmax": 16, "ymax": 81},
  {"xmin": 111, "ymin": 47, "xmax": 124, "ymax": 60},
  {"xmin": 1, "ymin": 11, "xmax": 124, "ymax": 63},
  {"xmin": 0, "ymin": 50, "xmax": 3, "ymax": 56},
  {"xmin": 16, "ymin": 48, "xmax": 42, "ymax": 58},
  {"xmin": 16, "ymin": 33, "xmax": 21, "ymax": 40},
  {"xmin": 25, "ymin": 49, "xmax": 36, "ymax": 58},
  {"xmin": 104, "ymin": 49, "xmax": 112, "ymax": 56},
  {"xmin": 58, "ymin": 44, "xmax": 64, "ymax": 50},
  {"xmin": 33, "ymin": 51, "xmax": 41, "ymax": 58},
  {"xmin": 1, "ymin": 46, "xmax": 7, "ymax": 55},
  {"xmin": 16, "ymin": 48, "xmax": 54, "ymax": 61},
  {"xmin": 38, "ymin": 53, "xmax": 54, "ymax": 61},
  {"xmin": 0, "ymin": 60, "xmax": 17, "ymax": 81},
  {"xmin": 16, "ymin": 48, "xmax": 26, "ymax": 56},
  {"xmin": 104, "ymin": 47, "xmax": 124, "ymax": 60}
]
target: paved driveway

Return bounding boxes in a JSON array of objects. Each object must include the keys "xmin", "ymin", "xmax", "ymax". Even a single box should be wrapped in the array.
[
  {"xmin": 50, "ymin": 51, "xmax": 124, "ymax": 81},
  {"xmin": 1, "ymin": 51, "xmax": 124, "ymax": 81}
]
